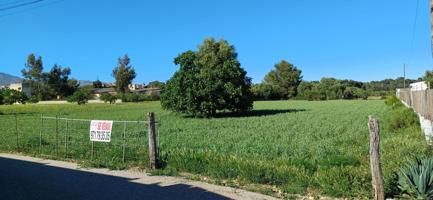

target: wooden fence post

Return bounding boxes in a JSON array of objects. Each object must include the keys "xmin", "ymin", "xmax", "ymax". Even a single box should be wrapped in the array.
[
  {"xmin": 148, "ymin": 112, "xmax": 158, "ymax": 169},
  {"xmin": 368, "ymin": 116, "xmax": 385, "ymax": 200}
]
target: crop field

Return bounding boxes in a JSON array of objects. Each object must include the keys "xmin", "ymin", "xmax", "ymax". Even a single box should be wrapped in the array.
[{"xmin": 0, "ymin": 100, "xmax": 431, "ymax": 198}]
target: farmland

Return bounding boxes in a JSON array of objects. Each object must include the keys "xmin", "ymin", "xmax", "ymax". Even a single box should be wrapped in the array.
[{"xmin": 0, "ymin": 100, "xmax": 431, "ymax": 198}]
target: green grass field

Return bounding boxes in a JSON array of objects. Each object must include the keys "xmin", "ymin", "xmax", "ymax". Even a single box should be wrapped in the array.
[{"xmin": 0, "ymin": 100, "xmax": 431, "ymax": 198}]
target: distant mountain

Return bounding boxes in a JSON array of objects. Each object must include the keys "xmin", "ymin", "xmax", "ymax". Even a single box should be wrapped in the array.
[
  {"xmin": 0, "ymin": 72, "xmax": 22, "ymax": 86},
  {"xmin": 78, "ymin": 80, "xmax": 93, "ymax": 87},
  {"xmin": 0, "ymin": 72, "xmax": 99, "ymax": 87}
]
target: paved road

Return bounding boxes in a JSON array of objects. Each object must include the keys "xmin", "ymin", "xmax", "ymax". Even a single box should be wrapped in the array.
[{"xmin": 0, "ymin": 154, "xmax": 277, "ymax": 200}]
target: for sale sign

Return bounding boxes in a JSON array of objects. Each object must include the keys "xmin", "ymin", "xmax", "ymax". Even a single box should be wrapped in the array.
[{"xmin": 90, "ymin": 120, "xmax": 113, "ymax": 142}]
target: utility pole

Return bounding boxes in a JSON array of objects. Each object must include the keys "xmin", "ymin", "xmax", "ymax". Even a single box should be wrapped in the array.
[{"xmin": 403, "ymin": 64, "xmax": 404, "ymax": 88}]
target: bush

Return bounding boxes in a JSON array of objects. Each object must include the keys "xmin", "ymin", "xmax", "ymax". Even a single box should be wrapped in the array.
[
  {"xmin": 100, "ymin": 93, "xmax": 117, "ymax": 104},
  {"xmin": 148, "ymin": 91, "xmax": 160, "ymax": 101},
  {"xmin": 117, "ymin": 93, "xmax": 140, "ymax": 102},
  {"xmin": 67, "ymin": 89, "xmax": 89, "ymax": 105},
  {"xmin": 384, "ymin": 95, "xmax": 419, "ymax": 132},
  {"xmin": 28, "ymin": 95, "xmax": 40, "ymax": 104},
  {"xmin": 0, "ymin": 88, "xmax": 28, "ymax": 105},
  {"xmin": 117, "ymin": 93, "xmax": 154, "ymax": 102},
  {"xmin": 251, "ymin": 83, "xmax": 282, "ymax": 100},
  {"xmin": 385, "ymin": 95, "xmax": 403, "ymax": 109},
  {"xmin": 385, "ymin": 106, "xmax": 419, "ymax": 132},
  {"xmin": 398, "ymin": 157, "xmax": 433, "ymax": 199}
]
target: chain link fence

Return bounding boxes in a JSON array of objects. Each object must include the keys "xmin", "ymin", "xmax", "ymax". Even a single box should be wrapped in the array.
[{"xmin": 0, "ymin": 114, "xmax": 159, "ymax": 168}]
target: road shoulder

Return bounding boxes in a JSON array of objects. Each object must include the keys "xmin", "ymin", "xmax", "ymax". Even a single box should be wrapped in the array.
[{"xmin": 0, "ymin": 153, "xmax": 278, "ymax": 200}]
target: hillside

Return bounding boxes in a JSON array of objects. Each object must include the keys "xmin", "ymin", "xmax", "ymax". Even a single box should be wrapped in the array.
[{"xmin": 0, "ymin": 72, "xmax": 22, "ymax": 85}]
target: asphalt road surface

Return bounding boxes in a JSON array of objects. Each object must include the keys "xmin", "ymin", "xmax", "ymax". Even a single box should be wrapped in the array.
[{"xmin": 0, "ymin": 154, "xmax": 277, "ymax": 200}]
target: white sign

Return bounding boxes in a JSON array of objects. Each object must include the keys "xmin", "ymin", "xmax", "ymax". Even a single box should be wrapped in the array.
[{"xmin": 90, "ymin": 120, "xmax": 113, "ymax": 142}]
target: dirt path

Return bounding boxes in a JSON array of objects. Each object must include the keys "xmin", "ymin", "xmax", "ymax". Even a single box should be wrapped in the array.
[{"xmin": 0, "ymin": 153, "xmax": 278, "ymax": 200}]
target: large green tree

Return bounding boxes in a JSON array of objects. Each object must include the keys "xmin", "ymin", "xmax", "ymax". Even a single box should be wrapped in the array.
[
  {"xmin": 112, "ymin": 55, "xmax": 136, "ymax": 93},
  {"xmin": 263, "ymin": 60, "xmax": 302, "ymax": 99},
  {"xmin": 21, "ymin": 54, "xmax": 43, "ymax": 97},
  {"xmin": 161, "ymin": 38, "xmax": 253, "ymax": 117},
  {"xmin": 46, "ymin": 64, "xmax": 79, "ymax": 98}
]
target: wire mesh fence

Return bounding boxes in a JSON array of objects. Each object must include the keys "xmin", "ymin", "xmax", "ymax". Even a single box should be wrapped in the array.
[{"xmin": 0, "ymin": 114, "xmax": 159, "ymax": 168}]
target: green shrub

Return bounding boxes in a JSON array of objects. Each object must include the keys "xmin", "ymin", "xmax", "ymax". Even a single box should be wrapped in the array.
[
  {"xmin": 398, "ymin": 157, "xmax": 433, "ymax": 199},
  {"xmin": 118, "ymin": 93, "xmax": 150, "ymax": 102},
  {"xmin": 28, "ymin": 95, "xmax": 40, "ymax": 104},
  {"xmin": 314, "ymin": 166, "xmax": 370, "ymax": 197},
  {"xmin": 0, "ymin": 88, "xmax": 28, "ymax": 105},
  {"xmin": 100, "ymin": 93, "xmax": 117, "ymax": 104},
  {"xmin": 385, "ymin": 106, "xmax": 419, "ymax": 132},
  {"xmin": 385, "ymin": 95, "xmax": 403, "ymax": 109},
  {"xmin": 67, "ymin": 89, "xmax": 89, "ymax": 105},
  {"xmin": 148, "ymin": 91, "xmax": 160, "ymax": 101},
  {"xmin": 120, "ymin": 93, "xmax": 133, "ymax": 102}
]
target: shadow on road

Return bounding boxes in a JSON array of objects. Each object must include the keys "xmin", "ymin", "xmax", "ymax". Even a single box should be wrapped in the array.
[{"xmin": 0, "ymin": 157, "xmax": 230, "ymax": 200}]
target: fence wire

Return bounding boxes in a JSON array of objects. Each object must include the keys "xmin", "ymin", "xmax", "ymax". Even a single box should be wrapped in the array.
[{"xmin": 0, "ymin": 114, "xmax": 159, "ymax": 168}]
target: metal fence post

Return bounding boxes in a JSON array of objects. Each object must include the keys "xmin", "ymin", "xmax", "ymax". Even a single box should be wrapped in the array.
[
  {"xmin": 148, "ymin": 112, "xmax": 158, "ymax": 169},
  {"xmin": 15, "ymin": 114, "xmax": 18, "ymax": 151},
  {"xmin": 122, "ymin": 122, "xmax": 126, "ymax": 163},
  {"xmin": 55, "ymin": 115, "xmax": 59, "ymax": 157},
  {"xmin": 65, "ymin": 119, "xmax": 68, "ymax": 158},
  {"xmin": 157, "ymin": 117, "xmax": 161, "ymax": 157},
  {"xmin": 39, "ymin": 114, "xmax": 43, "ymax": 154},
  {"xmin": 91, "ymin": 141, "xmax": 94, "ymax": 160}
]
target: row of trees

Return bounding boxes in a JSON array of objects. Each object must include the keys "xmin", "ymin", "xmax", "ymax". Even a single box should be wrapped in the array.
[
  {"xmin": 19, "ymin": 53, "xmax": 144, "ymax": 103},
  {"xmin": 296, "ymin": 79, "xmax": 369, "ymax": 100},
  {"xmin": 12, "ymin": 38, "xmax": 421, "ymax": 113},
  {"xmin": 21, "ymin": 54, "xmax": 79, "ymax": 100},
  {"xmin": 161, "ymin": 37, "xmax": 423, "ymax": 117},
  {"xmin": 251, "ymin": 62, "xmax": 420, "ymax": 101}
]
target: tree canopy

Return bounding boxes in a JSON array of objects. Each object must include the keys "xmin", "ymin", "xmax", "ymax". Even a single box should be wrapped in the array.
[
  {"xmin": 21, "ymin": 54, "xmax": 43, "ymax": 97},
  {"xmin": 46, "ymin": 64, "xmax": 79, "ymax": 98},
  {"xmin": 147, "ymin": 80, "xmax": 165, "ymax": 88},
  {"xmin": 112, "ymin": 55, "xmax": 136, "ymax": 93},
  {"xmin": 93, "ymin": 80, "xmax": 103, "ymax": 88},
  {"xmin": 424, "ymin": 70, "xmax": 433, "ymax": 88},
  {"xmin": 161, "ymin": 38, "xmax": 253, "ymax": 117},
  {"xmin": 263, "ymin": 60, "xmax": 302, "ymax": 99},
  {"xmin": 21, "ymin": 54, "xmax": 79, "ymax": 100}
]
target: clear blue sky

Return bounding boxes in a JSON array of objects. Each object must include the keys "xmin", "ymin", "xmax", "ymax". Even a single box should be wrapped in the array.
[{"xmin": 0, "ymin": 0, "xmax": 432, "ymax": 83}]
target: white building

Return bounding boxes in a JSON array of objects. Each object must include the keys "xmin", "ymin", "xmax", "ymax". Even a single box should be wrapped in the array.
[
  {"xmin": 410, "ymin": 81, "xmax": 428, "ymax": 91},
  {"xmin": 7, "ymin": 82, "xmax": 31, "ymax": 96},
  {"xmin": 128, "ymin": 83, "xmax": 145, "ymax": 91}
]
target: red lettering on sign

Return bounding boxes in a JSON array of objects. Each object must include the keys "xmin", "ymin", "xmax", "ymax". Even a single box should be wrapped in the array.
[{"xmin": 96, "ymin": 122, "xmax": 111, "ymax": 131}]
